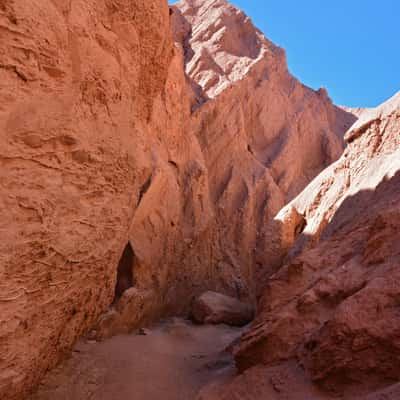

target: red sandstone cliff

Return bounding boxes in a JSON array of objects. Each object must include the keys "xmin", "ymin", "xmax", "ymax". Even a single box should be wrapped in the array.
[
  {"xmin": 0, "ymin": 0, "xmax": 365, "ymax": 399},
  {"xmin": 200, "ymin": 92, "xmax": 400, "ymax": 400},
  {"xmin": 0, "ymin": 0, "xmax": 182, "ymax": 397},
  {"xmin": 170, "ymin": 0, "xmax": 356, "ymax": 303}
]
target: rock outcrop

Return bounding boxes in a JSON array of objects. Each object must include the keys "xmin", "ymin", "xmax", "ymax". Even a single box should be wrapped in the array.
[
  {"xmin": 171, "ymin": 0, "xmax": 356, "ymax": 302},
  {"xmin": 191, "ymin": 291, "xmax": 254, "ymax": 326},
  {"xmin": 203, "ymin": 92, "xmax": 400, "ymax": 399},
  {"xmin": 0, "ymin": 0, "xmax": 358, "ymax": 398},
  {"xmin": 0, "ymin": 1, "xmax": 178, "ymax": 398}
]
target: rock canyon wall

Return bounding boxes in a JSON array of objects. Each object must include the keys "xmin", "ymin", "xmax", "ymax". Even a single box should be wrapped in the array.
[
  {"xmin": 0, "ymin": 1, "xmax": 179, "ymax": 398},
  {"xmin": 169, "ymin": 0, "xmax": 356, "ymax": 305},
  {"xmin": 0, "ymin": 0, "xmax": 386, "ymax": 399},
  {"xmin": 201, "ymin": 92, "xmax": 400, "ymax": 400}
]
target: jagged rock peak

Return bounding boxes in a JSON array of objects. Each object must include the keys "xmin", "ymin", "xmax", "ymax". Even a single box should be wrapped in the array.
[
  {"xmin": 173, "ymin": 0, "xmax": 286, "ymax": 98},
  {"xmin": 346, "ymin": 90, "xmax": 400, "ymax": 142}
]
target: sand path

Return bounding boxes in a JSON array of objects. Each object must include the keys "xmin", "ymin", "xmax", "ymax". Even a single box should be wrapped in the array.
[{"xmin": 30, "ymin": 319, "xmax": 243, "ymax": 400}]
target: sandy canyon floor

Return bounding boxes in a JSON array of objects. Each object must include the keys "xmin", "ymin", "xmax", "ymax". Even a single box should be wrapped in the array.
[{"xmin": 29, "ymin": 319, "xmax": 243, "ymax": 400}]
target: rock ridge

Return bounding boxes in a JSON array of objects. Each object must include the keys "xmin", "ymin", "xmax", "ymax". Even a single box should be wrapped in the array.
[{"xmin": 202, "ymin": 91, "xmax": 400, "ymax": 400}]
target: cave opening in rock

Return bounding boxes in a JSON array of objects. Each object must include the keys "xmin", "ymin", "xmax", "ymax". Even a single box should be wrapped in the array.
[{"xmin": 113, "ymin": 242, "xmax": 135, "ymax": 304}]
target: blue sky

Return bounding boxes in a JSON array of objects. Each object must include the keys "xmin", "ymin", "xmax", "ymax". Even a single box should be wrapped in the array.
[{"xmin": 171, "ymin": 0, "xmax": 400, "ymax": 107}]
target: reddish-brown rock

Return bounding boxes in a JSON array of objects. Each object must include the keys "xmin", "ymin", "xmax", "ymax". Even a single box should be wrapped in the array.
[
  {"xmin": 0, "ymin": 0, "xmax": 180, "ymax": 398},
  {"xmin": 191, "ymin": 291, "xmax": 254, "ymax": 326},
  {"xmin": 0, "ymin": 0, "xmax": 359, "ymax": 398},
  {"xmin": 90, "ymin": 0, "xmax": 358, "ymax": 341},
  {"xmin": 204, "ymin": 92, "xmax": 400, "ymax": 399},
  {"xmin": 171, "ymin": 0, "xmax": 356, "ymax": 302}
]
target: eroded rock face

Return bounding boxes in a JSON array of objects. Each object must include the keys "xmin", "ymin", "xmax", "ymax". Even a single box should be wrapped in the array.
[
  {"xmin": 0, "ymin": 0, "xmax": 358, "ymax": 398},
  {"xmin": 0, "ymin": 0, "xmax": 176, "ymax": 398},
  {"xmin": 207, "ymin": 92, "xmax": 400, "ymax": 399},
  {"xmin": 171, "ymin": 0, "xmax": 356, "ymax": 302}
]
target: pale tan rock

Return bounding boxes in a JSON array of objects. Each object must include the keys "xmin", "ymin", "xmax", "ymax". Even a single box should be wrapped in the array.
[
  {"xmin": 340, "ymin": 105, "xmax": 369, "ymax": 119},
  {"xmin": 191, "ymin": 291, "xmax": 254, "ymax": 327}
]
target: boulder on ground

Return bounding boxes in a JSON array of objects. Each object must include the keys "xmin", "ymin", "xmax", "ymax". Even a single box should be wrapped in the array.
[{"xmin": 191, "ymin": 291, "xmax": 254, "ymax": 327}]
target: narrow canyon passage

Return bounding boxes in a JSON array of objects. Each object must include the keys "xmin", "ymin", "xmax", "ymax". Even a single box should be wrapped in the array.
[
  {"xmin": 1, "ymin": 0, "xmax": 398, "ymax": 399},
  {"xmin": 29, "ymin": 319, "xmax": 244, "ymax": 400}
]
